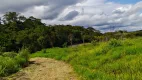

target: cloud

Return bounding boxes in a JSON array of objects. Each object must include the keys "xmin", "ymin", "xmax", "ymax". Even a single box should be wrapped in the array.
[
  {"xmin": 40, "ymin": 0, "xmax": 84, "ymax": 20},
  {"xmin": 0, "ymin": 0, "xmax": 84, "ymax": 19},
  {"xmin": 0, "ymin": 0, "xmax": 142, "ymax": 32},
  {"xmin": 61, "ymin": 10, "xmax": 79, "ymax": 20},
  {"xmin": 127, "ymin": 1, "xmax": 142, "ymax": 15},
  {"xmin": 68, "ymin": 0, "xmax": 142, "ymax": 32},
  {"xmin": 0, "ymin": 0, "xmax": 48, "ymax": 13},
  {"xmin": 112, "ymin": 6, "xmax": 132, "ymax": 14}
]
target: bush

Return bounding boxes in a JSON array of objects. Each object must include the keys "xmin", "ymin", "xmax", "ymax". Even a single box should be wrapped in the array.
[
  {"xmin": 19, "ymin": 48, "xmax": 30, "ymax": 63},
  {"xmin": 2, "ymin": 52, "xmax": 17, "ymax": 58},
  {"xmin": 91, "ymin": 40, "xmax": 98, "ymax": 46},
  {"xmin": 0, "ymin": 52, "xmax": 2, "ymax": 55},
  {"xmin": 0, "ymin": 49, "xmax": 30, "ymax": 77},
  {"xmin": 108, "ymin": 39, "xmax": 122, "ymax": 47},
  {"xmin": 42, "ymin": 49, "xmax": 47, "ymax": 53},
  {"xmin": 14, "ymin": 55, "xmax": 27, "ymax": 67},
  {"xmin": 62, "ymin": 42, "xmax": 67, "ymax": 48},
  {"xmin": 0, "ymin": 46, "xmax": 6, "ymax": 52},
  {"xmin": 0, "ymin": 56, "xmax": 19, "ymax": 76}
]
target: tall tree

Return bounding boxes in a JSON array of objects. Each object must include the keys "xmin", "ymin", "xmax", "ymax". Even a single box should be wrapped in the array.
[{"xmin": 3, "ymin": 12, "xmax": 19, "ymax": 24}]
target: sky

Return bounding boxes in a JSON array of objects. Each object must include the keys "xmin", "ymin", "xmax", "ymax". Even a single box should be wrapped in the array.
[
  {"xmin": 108, "ymin": 0, "xmax": 141, "ymax": 4},
  {"xmin": 0, "ymin": 0, "xmax": 142, "ymax": 32}
]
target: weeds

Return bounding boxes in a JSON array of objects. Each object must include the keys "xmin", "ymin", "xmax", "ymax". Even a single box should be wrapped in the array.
[
  {"xmin": 0, "ymin": 49, "xmax": 30, "ymax": 77},
  {"xmin": 109, "ymin": 39, "xmax": 122, "ymax": 47},
  {"xmin": 30, "ymin": 37, "xmax": 142, "ymax": 80}
]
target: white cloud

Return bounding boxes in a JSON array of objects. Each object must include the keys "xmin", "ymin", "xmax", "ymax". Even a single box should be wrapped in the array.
[
  {"xmin": 22, "ymin": 6, "xmax": 46, "ymax": 18},
  {"xmin": 0, "ymin": 0, "xmax": 142, "ymax": 32}
]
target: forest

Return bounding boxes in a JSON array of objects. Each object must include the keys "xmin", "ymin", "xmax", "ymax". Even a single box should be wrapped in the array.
[{"xmin": 0, "ymin": 12, "xmax": 103, "ymax": 53}]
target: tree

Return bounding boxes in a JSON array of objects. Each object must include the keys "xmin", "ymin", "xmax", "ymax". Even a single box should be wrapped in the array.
[
  {"xmin": 47, "ymin": 27, "xmax": 56, "ymax": 47},
  {"xmin": 0, "ymin": 12, "xmax": 102, "ymax": 53},
  {"xmin": 68, "ymin": 33, "xmax": 73, "ymax": 46},
  {"xmin": 0, "ymin": 17, "xmax": 2, "ymax": 25},
  {"xmin": 3, "ymin": 12, "xmax": 19, "ymax": 24},
  {"xmin": 18, "ymin": 16, "xmax": 26, "ymax": 22}
]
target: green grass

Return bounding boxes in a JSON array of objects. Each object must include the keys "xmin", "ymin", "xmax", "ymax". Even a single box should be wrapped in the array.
[
  {"xmin": 0, "ymin": 49, "xmax": 29, "ymax": 77},
  {"xmin": 31, "ymin": 37, "xmax": 142, "ymax": 80}
]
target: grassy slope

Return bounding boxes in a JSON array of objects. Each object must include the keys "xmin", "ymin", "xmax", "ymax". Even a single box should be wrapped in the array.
[{"xmin": 31, "ymin": 37, "xmax": 142, "ymax": 80}]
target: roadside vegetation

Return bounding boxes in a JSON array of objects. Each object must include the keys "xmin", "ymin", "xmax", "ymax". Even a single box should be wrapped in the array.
[
  {"xmin": 0, "ymin": 49, "xmax": 29, "ymax": 77},
  {"xmin": 31, "ymin": 37, "xmax": 142, "ymax": 80}
]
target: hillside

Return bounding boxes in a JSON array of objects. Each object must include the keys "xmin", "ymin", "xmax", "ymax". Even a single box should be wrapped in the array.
[
  {"xmin": 1, "ymin": 0, "xmax": 142, "ymax": 79},
  {"xmin": 31, "ymin": 37, "xmax": 142, "ymax": 80},
  {"xmin": 0, "ymin": 12, "xmax": 142, "ymax": 80}
]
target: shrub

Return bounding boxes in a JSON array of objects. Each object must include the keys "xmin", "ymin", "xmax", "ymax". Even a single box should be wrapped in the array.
[
  {"xmin": 14, "ymin": 55, "xmax": 27, "ymax": 67},
  {"xmin": 18, "ymin": 49, "xmax": 30, "ymax": 67},
  {"xmin": 0, "ymin": 49, "xmax": 30, "ymax": 77},
  {"xmin": 19, "ymin": 49, "xmax": 30, "ymax": 63},
  {"xmin": 125, "ymin": 47, "xmax": 137, "ymax": 55},
  {"xmin": 62, "ymin": 42, "xmax": 67, "ymax": 48},
  {"xmin": 42, "ymin": 49, "xmax": 46, "ymax": 53},
  {"xmin": 111, "ymin": 52, "xmax": 121, "ymax": 60},
  {"xmin": 0, "ymin": 52, "xmax": 3, "ymax": 55},
  {"xmin": 2, "ymin": 52, "xmax": 17, "ymax": 58},
  {"xmin": 0, "ymin": 56, "xmax": 19, "ymax": 76},
  {"xmin": 91, "ymin": 40, "xmax": 98, "ymax": 46},
  {"xmin": 0, "ymin": 46, "xmax": 6, "ymax": 52},
  {"xmin": 108, "ymin": 39, "xmax": 122, "ymax": 47}
]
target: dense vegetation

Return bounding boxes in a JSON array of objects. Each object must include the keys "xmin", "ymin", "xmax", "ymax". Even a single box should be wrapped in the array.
[
  {"xmin": 0, "ymin": 49, "xmax": 29, "ymax": 76},
  {"xmin": 1, "ymin": 12, "xmax": 141, "ymax": 53},
  {"xmin": 32, "ymin": 37, "xmax": 142, "ymax": 80},
  {"xmin": 0, "ymin": 12, "xmax": 101, "ymax": 53},
  {"xmin": 0, "ymin": 12, "xmax": 142, "ymax": 78}
]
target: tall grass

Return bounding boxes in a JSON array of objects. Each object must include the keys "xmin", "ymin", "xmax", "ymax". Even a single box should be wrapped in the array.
[
  {"xmin": 0, "ymin": 49, "xmax": 29, "ymax": 77},
  {"xmin": 31, "ymin": 37, "xmax": 142, "ymax": 80}
]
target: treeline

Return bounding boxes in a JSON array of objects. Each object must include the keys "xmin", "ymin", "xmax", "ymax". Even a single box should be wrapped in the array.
[
  {"xmin": 0, "ymin": 12, "xmax": 102, "ymax": 53},
  {"xmin": 100, "ymin": 30, "xmax": 142, "ymax": 41},
  {"xmin": 0, "ymin": 12, "xmax": 142, "ymax": 53}
]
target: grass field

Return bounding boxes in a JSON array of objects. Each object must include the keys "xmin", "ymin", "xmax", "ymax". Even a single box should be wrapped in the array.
[{"xmin": 31, "ymin": 37, "xmax": 142, "ymax": 80}]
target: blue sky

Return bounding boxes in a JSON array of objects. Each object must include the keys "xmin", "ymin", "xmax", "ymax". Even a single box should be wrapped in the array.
[{"xmin": 108, "ymin": 0, "xmax": 141, "ymax": 4}]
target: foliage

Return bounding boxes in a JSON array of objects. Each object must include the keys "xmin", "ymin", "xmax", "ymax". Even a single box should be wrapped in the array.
[
  {"xmin": 0, "ymin": 11, "xmax": 142, "ymax": 79},
  {"xmin": 62, "ymin": 42, "xmax": 68, "ymax": 48},
  {"xmin": 0, "ymin": 12, "xmax": 101, "ymax": 53},
  {"xmin": 108, "ymin": 39, "xmax": 122, "ymax": 47},
  {"xmin": 0, "ymin": 56, "xmax": 19, "ymax": 76},
  {"xmin": 0, "ymin": 12, "xmax": 142, "ymax": 53},
  {"xmin": 2, "ymin": 52, "xmax": 17, "ymax": 58},
  {"xmin": 91, "ymin": 40, "xmax": 98, "ymax": 46},
  {"xmin": 18, "ymin": 48, "xmax": 30, "ymax": 63},
  {"xmin": 31, "ymin": 37, "xmax": 142, "ymax": 80},
  {"xmin": 0, "ymin": 49, "xmax": 30, "ymax": 77}
]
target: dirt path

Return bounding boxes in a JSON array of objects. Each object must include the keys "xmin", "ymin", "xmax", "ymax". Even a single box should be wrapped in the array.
[{"xmin": 4, "ymin": 58, "xmax": 78, "ymax": 80}]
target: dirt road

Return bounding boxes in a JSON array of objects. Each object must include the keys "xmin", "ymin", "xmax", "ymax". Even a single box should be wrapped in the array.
[{"xmin": 4, "ymin": 58, "xmax": 78, "ymax": 80}]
